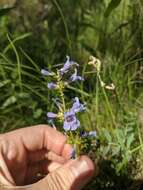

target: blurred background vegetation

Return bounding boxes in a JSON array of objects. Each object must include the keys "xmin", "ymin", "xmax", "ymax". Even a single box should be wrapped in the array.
[{"xmin": 0, "ymin": 0, "xmax": 143, "ymax": 189}]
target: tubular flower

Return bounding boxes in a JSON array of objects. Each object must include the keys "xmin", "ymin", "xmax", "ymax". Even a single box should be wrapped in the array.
[
  {"xmin": 47, "ymin": 112, "xmax": 58, "ymax": 118},
  {"xmin": 47, "ymin": 82, "xmax": 57, "ymax": 89},
  {"xmin": 88, "ymin": 131, "xmax": 97, "ymax": 137},
  {"xmin": 60, "ymin": 56, "xmax": 79, "ymax": 75},
  {"xmin": 63, "ymin": 110, "xmax": 80, "ymax": 131},
  {"xmin": 41, "ymin": 69, "xmax": 54, "ymax": 76},
  {"xmin": 71, "ymin": 97, "xmax": 86, "ymax": 113},
  {"xmin": 70, "ymin": 69, "xmax": 84, "ymax": 82}
]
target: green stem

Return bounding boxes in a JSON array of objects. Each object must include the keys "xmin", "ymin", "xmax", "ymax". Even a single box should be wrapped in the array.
[
  {"xmin": 57, "ymin": 72, "xmax": 66, "ymax": 112},
  {"xmin": 7, "ymin": 34, "xmax": 22, "ymax": 92},
  {"xmin": 60, "ymin": 88, "xmax": 66, "ymax": 112},
  {"xmin": 130, "ymin": 143, "xmax": 143, "ymax": 154},
  {"xmin": 95, "ymin": 77, "xmax": 99, "ymax": 131},
  {"xmin": 98, "ymin": 74, "xmax": 116, "ymax": 127},
  {"xmin": 52, "ymin": 0, "xmax": 71, "ymax": 51}
]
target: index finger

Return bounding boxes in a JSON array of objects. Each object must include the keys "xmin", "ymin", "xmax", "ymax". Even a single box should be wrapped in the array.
[{"xmin": 3, "ymin": 125, "xmax": 72, "ymax": 157}]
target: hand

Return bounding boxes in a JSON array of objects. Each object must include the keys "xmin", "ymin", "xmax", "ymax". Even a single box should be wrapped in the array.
[{"xmin": 0, "ymin": 125, "xmax": 95, "ymax": 190}]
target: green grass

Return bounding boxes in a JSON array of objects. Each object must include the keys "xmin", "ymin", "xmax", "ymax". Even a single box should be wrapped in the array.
[{"xmin": 0, "ymin": 0, "xmax": 143, "ymax": 189}]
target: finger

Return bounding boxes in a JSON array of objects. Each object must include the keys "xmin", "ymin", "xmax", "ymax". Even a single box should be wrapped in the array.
[
  {"xmin": 28, "ymin": 150, "xmax": 66, "ymax": 164},
  {"xmin": 3, "ymin": 125, "xmax": 73, "ymax": 157},
  {"xmin": 25, "ymin": 161, "xmax": 62, "ymax": 185},
  {"xmin": 33, "ymin": 156, "xmax": 95, "ymax": 190},
  {"xmin": 0, "ymin": 153, "xmax": 15, "ymax": 186}
]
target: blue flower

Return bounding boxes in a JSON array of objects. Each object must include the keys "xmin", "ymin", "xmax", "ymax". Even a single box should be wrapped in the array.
[
  {"xmin": 88, "ymin": 131, "xmax": 96, "ymax": 137},
  {"xmin": 70, "ymin": 69, "xmax": 84, "ymax": 82},
  {"xmin": 63, "ymin": 110, "xmax": 80, "ymax": 131},
  {"xmin": 41, "ymin": 69, "xmax": 54, "ymax": 76},
  {"xmin": 80, "ymin": 130, "xmax": 88, "ymax": 137},
  {"xmin": 80, "ymin": 130, "xmax": 96, "ymax": 138},
  {"xmin": 47, "ymin": 82, "xmax": 57, "ymax": 89},
  {"xmin": 71, "ymin": 97, "xmax": 86, "ymax": 113},
  {"xmin": 47, "ymin": 112, "xmax": 57, "ymax": 118},
  {"xmin": 60, "ymin": 56, "xmax": 79, "ymax": 75}
]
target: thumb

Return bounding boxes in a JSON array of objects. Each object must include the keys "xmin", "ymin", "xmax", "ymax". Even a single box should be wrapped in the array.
[{"xmin": 37, "ymin": 156, "xmax": 95, "ymax": 190}]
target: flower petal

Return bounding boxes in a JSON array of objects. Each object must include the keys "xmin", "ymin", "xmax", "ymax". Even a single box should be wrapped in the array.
[
  {"xmin": 47, "ymin": 112, "xmax": 57, "ymax": 118},
  {"xmin": 71, "ymin": 97, "xmax": 86, "ymax": 113},
  {"xmin": 47, "ymin": 82, "xmax": 57, "ymax": 89},
  {"xmin": 88, "ymin": 131, "xmax": 96, "ymax": 137},
  {"xmin": 70, "ymin": 69, "xmax": 84, "ymax": 82},
  {"xmin": 63, "ymin": 121, "xmax": 71, "ymax": 131},
  {"xmin": 41, "ymin": 69, "xmax": 53, "ymax": 76},
  {"xmin": 71, "ymin": 119, "xmax": 80, "ymax": 131},
  {"xmin": 60, "ymin": 56, "xmax": 79, "ymax": 75}
]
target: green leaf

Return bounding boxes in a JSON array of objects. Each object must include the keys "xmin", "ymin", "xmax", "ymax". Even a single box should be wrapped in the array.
[
  {"xmin": 103, "ymin": 128, "xmax": 112, "ymax": 142},
  {"xmin": 127, "ymin": 133, "xmax": 134, "ymax": 149},
  {"xmin": 4, "ymin": 33, "xmax": 32, "ymax": 54},
  {"xmin": 33, "ymin": 109, "xmax": 43, "ymax": 119},
  {"xmin": 0, "ymin": 80, "xmax": 11, "ymax": 88},
  {"xmin": 0, "ymin": 7, "xmax": 14, "ymax": 17},
  {"xmin": 114, "ymin": 128, "xmax": 125, "ymax": 145},
  {"xmin": 2, "ymin": 96, "xmax": 17, "ymax": 108},
  {"xmin": 104, "ymin": 0, "xmax": 122, "ymax": 17},
  {"xmin": 112, "ymin": 146, "xmax": 120, "ymax": 156}
]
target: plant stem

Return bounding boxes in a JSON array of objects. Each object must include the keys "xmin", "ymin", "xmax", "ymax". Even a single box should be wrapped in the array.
[
  {"xmin": 57, "ymin": 72, "xmax": 66, "ymax": 112},
  {"xmin": 98, "ymin": 74, "xmax": 116, "ymax": 127}
]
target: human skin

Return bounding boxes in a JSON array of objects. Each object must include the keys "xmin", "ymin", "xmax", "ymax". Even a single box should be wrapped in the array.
[{"xmin": 0, "ymin": 125, "xmax": 95, "ymax": 190}]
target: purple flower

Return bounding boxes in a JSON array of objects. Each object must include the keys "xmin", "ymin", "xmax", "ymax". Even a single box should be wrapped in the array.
[
  {"xmin": 80, "ymin": 130, "xmax": 88, "ymax": 137},
  {"xmin": 47, "ymin": 112, "xmax": 57, "ymax": 118},
  {"xmin": 60, "ymin": 56, "xmax": 79, "ymax": 75},
  {"xmin": 88, "ymin": 131, "xmax": 96, "ymax": 137},
  {"xmin": 70, "ymin": 69, "xmax": 84, "ymax": 82},
  {"xmin": 71, "ymin": 97, "xmax": 86, "ymax": 113},
  {"xmin": 80, "ymin": 130, "xmax": 97, "ymax": 138},
  {"xmin": 47, "ymin": 82, "xmax": 57, "ymax": 89},
  {"xmin": 63, "ymin": 110, "xmax": 80, "ymax": 131},
  {"xmin": 41, "ymin": 69, "xmax": 53, "ymax": 76}
]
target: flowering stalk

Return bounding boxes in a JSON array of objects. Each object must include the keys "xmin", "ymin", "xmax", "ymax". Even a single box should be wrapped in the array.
[
  {"xmin": 41, "ymin": 56, "xmax": 97, "ymax": 158},
  {"xmin": 57, "ymin": 72, "xmax": 66, "ymax": 112}
]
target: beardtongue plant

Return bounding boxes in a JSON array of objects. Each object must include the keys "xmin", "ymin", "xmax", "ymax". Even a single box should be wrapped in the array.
[{"xmin": 41, "ymin": 56, "xmax": 96, "ymax": 158}]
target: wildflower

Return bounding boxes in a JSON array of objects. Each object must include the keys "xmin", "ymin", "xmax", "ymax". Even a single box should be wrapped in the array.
[
  {"xmin": 70, "ymin": 69, "xmax": 84, "ymax": 82},
  {"xmin": 60, "ymin": 56, "xmax": 79, "ymax": 75},
  {"xmin": 80, "ymin": 130, "xmax": 96, "ymax": 138},
  {"xmin": 63, "ymin": 110, "xmax": 80, "ymax": 131},
  {"xmin": 47, "ymin": 82, "xmax": 57, "ymax": 89},
  {"xmin": 47, "ymin": 112, "xmax": 58, "ymax": 118},
  {"xmin": 88, "ymin": 131, "xmax": 96, "ymax": 137},
  {"xmin": 71, "ymin": 97, "xmax": 86, "ymax": 113},
  {"xmin": 41, "ymin": 69, "xmax": 54, "ymax": 76},
  {"xmin": 80, "ymin": 130, "xmax": 88, "ymax": 137}
]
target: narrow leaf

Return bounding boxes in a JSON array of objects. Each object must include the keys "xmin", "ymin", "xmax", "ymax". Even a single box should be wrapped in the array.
[{"xmin": 104, "ymin": 0, "xmax": 122, "ymax": 17}]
